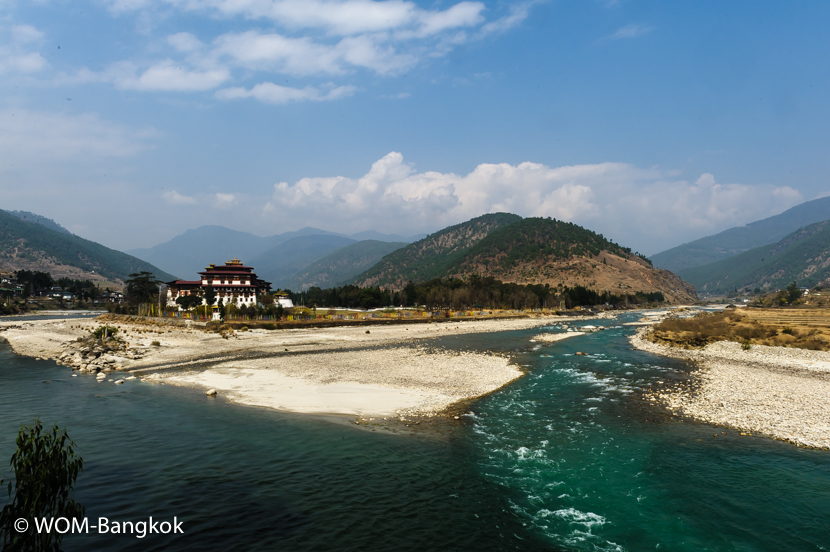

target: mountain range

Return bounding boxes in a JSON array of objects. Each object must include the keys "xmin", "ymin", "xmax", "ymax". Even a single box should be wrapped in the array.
[
  {"xmin": 679, "ymin": 220, "xmax": 830, "ymax": 295},
  {"xmin": 2, "ymin": 206, "xmax": 720, "ymax": 302},
  {"xmin": 2, "ymin": 207, "xmax": 695, "ymax": 303},
  {"xmin": 651, "ymin": 195, "xmax": 830, "ymax": 272},
  {"xmin": 126, "ymin": 226, "xmax": 424, "ymax": 284}
]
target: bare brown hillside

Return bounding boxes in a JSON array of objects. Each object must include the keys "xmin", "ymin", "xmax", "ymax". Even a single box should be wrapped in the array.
[
  {"xmin": 0, "ymin": 243, "xmax": 123, "ymax": 284},
  {"xmin": 449, "ymin": 250, "xmax": 697, "ymax": 304}
]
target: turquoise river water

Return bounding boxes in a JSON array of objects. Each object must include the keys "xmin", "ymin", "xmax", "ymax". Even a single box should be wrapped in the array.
[{"xmin": 1, "ymin": 313, "xmax": 828, "ymax": 551}]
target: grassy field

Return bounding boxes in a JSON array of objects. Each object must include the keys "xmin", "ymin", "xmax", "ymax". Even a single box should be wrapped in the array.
[{"xmin": 648, "ymin": 308, "xmax": 830, "ymax": 351}]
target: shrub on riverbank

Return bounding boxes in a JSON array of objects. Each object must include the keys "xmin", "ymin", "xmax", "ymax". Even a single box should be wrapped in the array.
[{"xmin": 649, "ymin": 310, "xmax": 830, "ymax": 351}]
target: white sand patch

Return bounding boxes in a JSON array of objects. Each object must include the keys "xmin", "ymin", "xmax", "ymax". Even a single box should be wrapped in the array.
[
  {"xmin": 160, "ymin": 368, "xmax": 435, "ymax": 417},
  {"xmin": 531, "ymin": 331, "xmax": 586, "ymax": 343},
  {"xmin": 153, "ymin": 347, "xmax": 522, "ymax": 417}
]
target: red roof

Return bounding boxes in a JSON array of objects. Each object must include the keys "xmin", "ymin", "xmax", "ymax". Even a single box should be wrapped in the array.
[{"xmin": 198, "ymin": 268, "xmax": 255, "ymax": 275}]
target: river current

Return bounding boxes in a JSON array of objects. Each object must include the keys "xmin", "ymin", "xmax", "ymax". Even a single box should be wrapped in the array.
[{"xmin": 1, "ymin": 313, "xmax": 828, "ymax": 551}]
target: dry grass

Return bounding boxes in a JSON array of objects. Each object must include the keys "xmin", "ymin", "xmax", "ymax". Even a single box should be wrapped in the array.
[{"xmin": 649, "ymin": 309, "xmax": 830, "ymax": 351}]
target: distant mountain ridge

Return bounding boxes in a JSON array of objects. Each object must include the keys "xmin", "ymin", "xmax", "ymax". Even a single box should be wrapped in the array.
[
  {"xmin": 0, "ymin": 210, "xmax": 174, "ymax": 283},
  {"xmin": 286, "ymin": 240, "xmax": 408, "ymax": 291},
  {"xmin": 679, "ymin": 220, "xmax": 830, "ymax": 295},
  {"xmin": 248, "ymin": 234, "xmax": 357, "ymax": 288},
  {"xmin": 651, "ymin": 196, "xmax": 830, "ymax": 272},
  {"xmin": 127, "ymin": 226, "xmax": 422, "ymax": 280}
]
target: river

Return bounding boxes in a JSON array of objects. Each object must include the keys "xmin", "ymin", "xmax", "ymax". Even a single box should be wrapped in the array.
[{"xmin": 1, "ymin": 313, "xmax": 828, "ymax": 551}]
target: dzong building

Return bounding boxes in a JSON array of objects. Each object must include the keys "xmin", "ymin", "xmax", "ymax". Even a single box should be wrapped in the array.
[{"xmin": 166, "ymin": 258, "xmax": 292, "ymax": 310}]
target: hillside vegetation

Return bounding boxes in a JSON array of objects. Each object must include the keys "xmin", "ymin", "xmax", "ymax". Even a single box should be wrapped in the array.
[
  {"xmin": 4, "ymin": 210, "xmax": 72, "ymax": 235},
  {"xmin": 444, "ymin": 217, "xmax": 695, "ymax": 303},
  {"xmin": 352, "ymin": 212, "xmax": 522, "ymax": 288},
  {"xmin": 0, "ymin": 210, "xmax": 174, "ymax": 283},
  {"xmin": 651, "ymin": 196, "xmax": 830, "ymax": 272},
  {"xmin": 294, "ymin": 276, "xmax": 665, "ymax": 311},
  {"xmin": 286, "ymin": 240, "xmax": 407, "ymax": 291},
  {"xmin": 447, "ymin": 217, "xmax": 640, "ymax": 273},
  {"xmin": 354, "ymin": 215, "xmax": 696, "ymax": 304},
  {"xmin": 679, "ymin": 220, "xmax": 830, "ymax": 295}
]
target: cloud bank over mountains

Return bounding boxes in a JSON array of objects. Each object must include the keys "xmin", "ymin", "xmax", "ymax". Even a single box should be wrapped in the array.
[{"xmin": 161, "ymin": 152, "xmax": 802, "ymax": 255}]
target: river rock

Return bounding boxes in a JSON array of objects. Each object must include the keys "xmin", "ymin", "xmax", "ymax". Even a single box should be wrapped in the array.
[
  {"xmin": 114, "ymin": 379, "xmax": 124, "ymax": 385},
  {"xmin": 206, "ymin": 389, "xmax": 217, "ymax": 397}
]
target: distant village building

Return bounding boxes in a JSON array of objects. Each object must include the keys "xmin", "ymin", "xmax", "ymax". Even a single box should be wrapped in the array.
[
  {"xmin": 103, "ymin": 291, "xmax": 124, "ymax": 304},
  {"xmin": 165, "ymin": 258, "xmax": 293, "ymax": 310}
]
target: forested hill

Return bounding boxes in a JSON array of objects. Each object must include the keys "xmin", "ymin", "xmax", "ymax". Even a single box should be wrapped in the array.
[
  {"xmin": 351, "ymin": 212, "xmax": 522, "ymax": 288},
  {"xmin": 679, "ymin": 220, "xmax": 830, "ymax": 295},
  {"xmin": 355, "ymin": 215, "xmax": 696, "ymax": 303},
  {"xmin": 447, "ymin": 217, "xmax": 635, "ymax": 273},
  {"xmin": 0, "ymin": 210, "xmax": 175, "ymax": 283},
  {"xmin": 444, "ymin": 217, "xmax": 696, "ymax": 303}
]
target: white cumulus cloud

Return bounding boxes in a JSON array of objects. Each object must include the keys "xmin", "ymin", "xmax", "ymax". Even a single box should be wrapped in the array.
[
  {"xmin": 216, "ymin": 81, "xmax": 356, "ymax": 104},
  {"xmin": 0, "ymin": 24, "xmax": 48, "ymax": 75},
  {"xmin": 162, "ymin": 190, "xmax": 197, "ymax": 205},
  {"xmin": 111, "ymin": 60, "xmax": 230, "ymax": 91},
  {"xmin": 260, "ymin": 152, "xmax": 802, "ymax": 254},
  {"xmin": 88, "ymin": 0, "xmax": 529, "ymax": 102},
  {"xmin": 215, "ymin": 192, "xmax": 236, "ymax": 207},
  {"xmin": 108, "ymin": 0, "xmax": 487, "ymax": 37},
  {"xmin": 607, "ymin": 23, "xmax": 654, "ymax": 40}
]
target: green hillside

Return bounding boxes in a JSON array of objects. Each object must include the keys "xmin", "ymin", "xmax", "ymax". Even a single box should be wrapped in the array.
[
  {"xmin": 0, "ymin": 210, "xmax": 175, "ymax": 282},
  {"xmin": 446, "ymin": 217, "xmax": 638, "ymax": 276},
  {"xmin": 651, "ymin": 196, "xmax": 830, "ymax": 272},
  {"xmin": 351, "ymin": 213, "xmax": 522, "ymax": 288},
  {"xmin": 4, "ymin": 210, "xmax": 72, "ymax": 235},
  {"xmin": 286, "ymin": 240, "xmax": 407, "ymax": 291},
  {"xmin": 679, "ymin": 220, "xmax": 830, "ymax": 295}
]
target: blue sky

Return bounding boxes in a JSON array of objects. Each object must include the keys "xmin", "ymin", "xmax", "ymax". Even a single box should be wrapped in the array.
[{"xmin": 1, "ymin": 0, "xmax": 829, "ymax": 254}]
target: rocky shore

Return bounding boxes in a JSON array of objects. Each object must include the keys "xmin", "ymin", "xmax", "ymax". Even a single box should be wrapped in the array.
[
  {"xmin": 0, "ymin": 314, "xmax": 596, "ymax": 418},
  {"xmin": 631, "ymin": 328, "xmax": 830, "ymax": 449}
]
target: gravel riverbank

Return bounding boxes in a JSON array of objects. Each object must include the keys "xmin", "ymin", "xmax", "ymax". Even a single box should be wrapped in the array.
[{"xmin": 631, "ymin": 328, "xmax": 830, "ymax": 449}]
